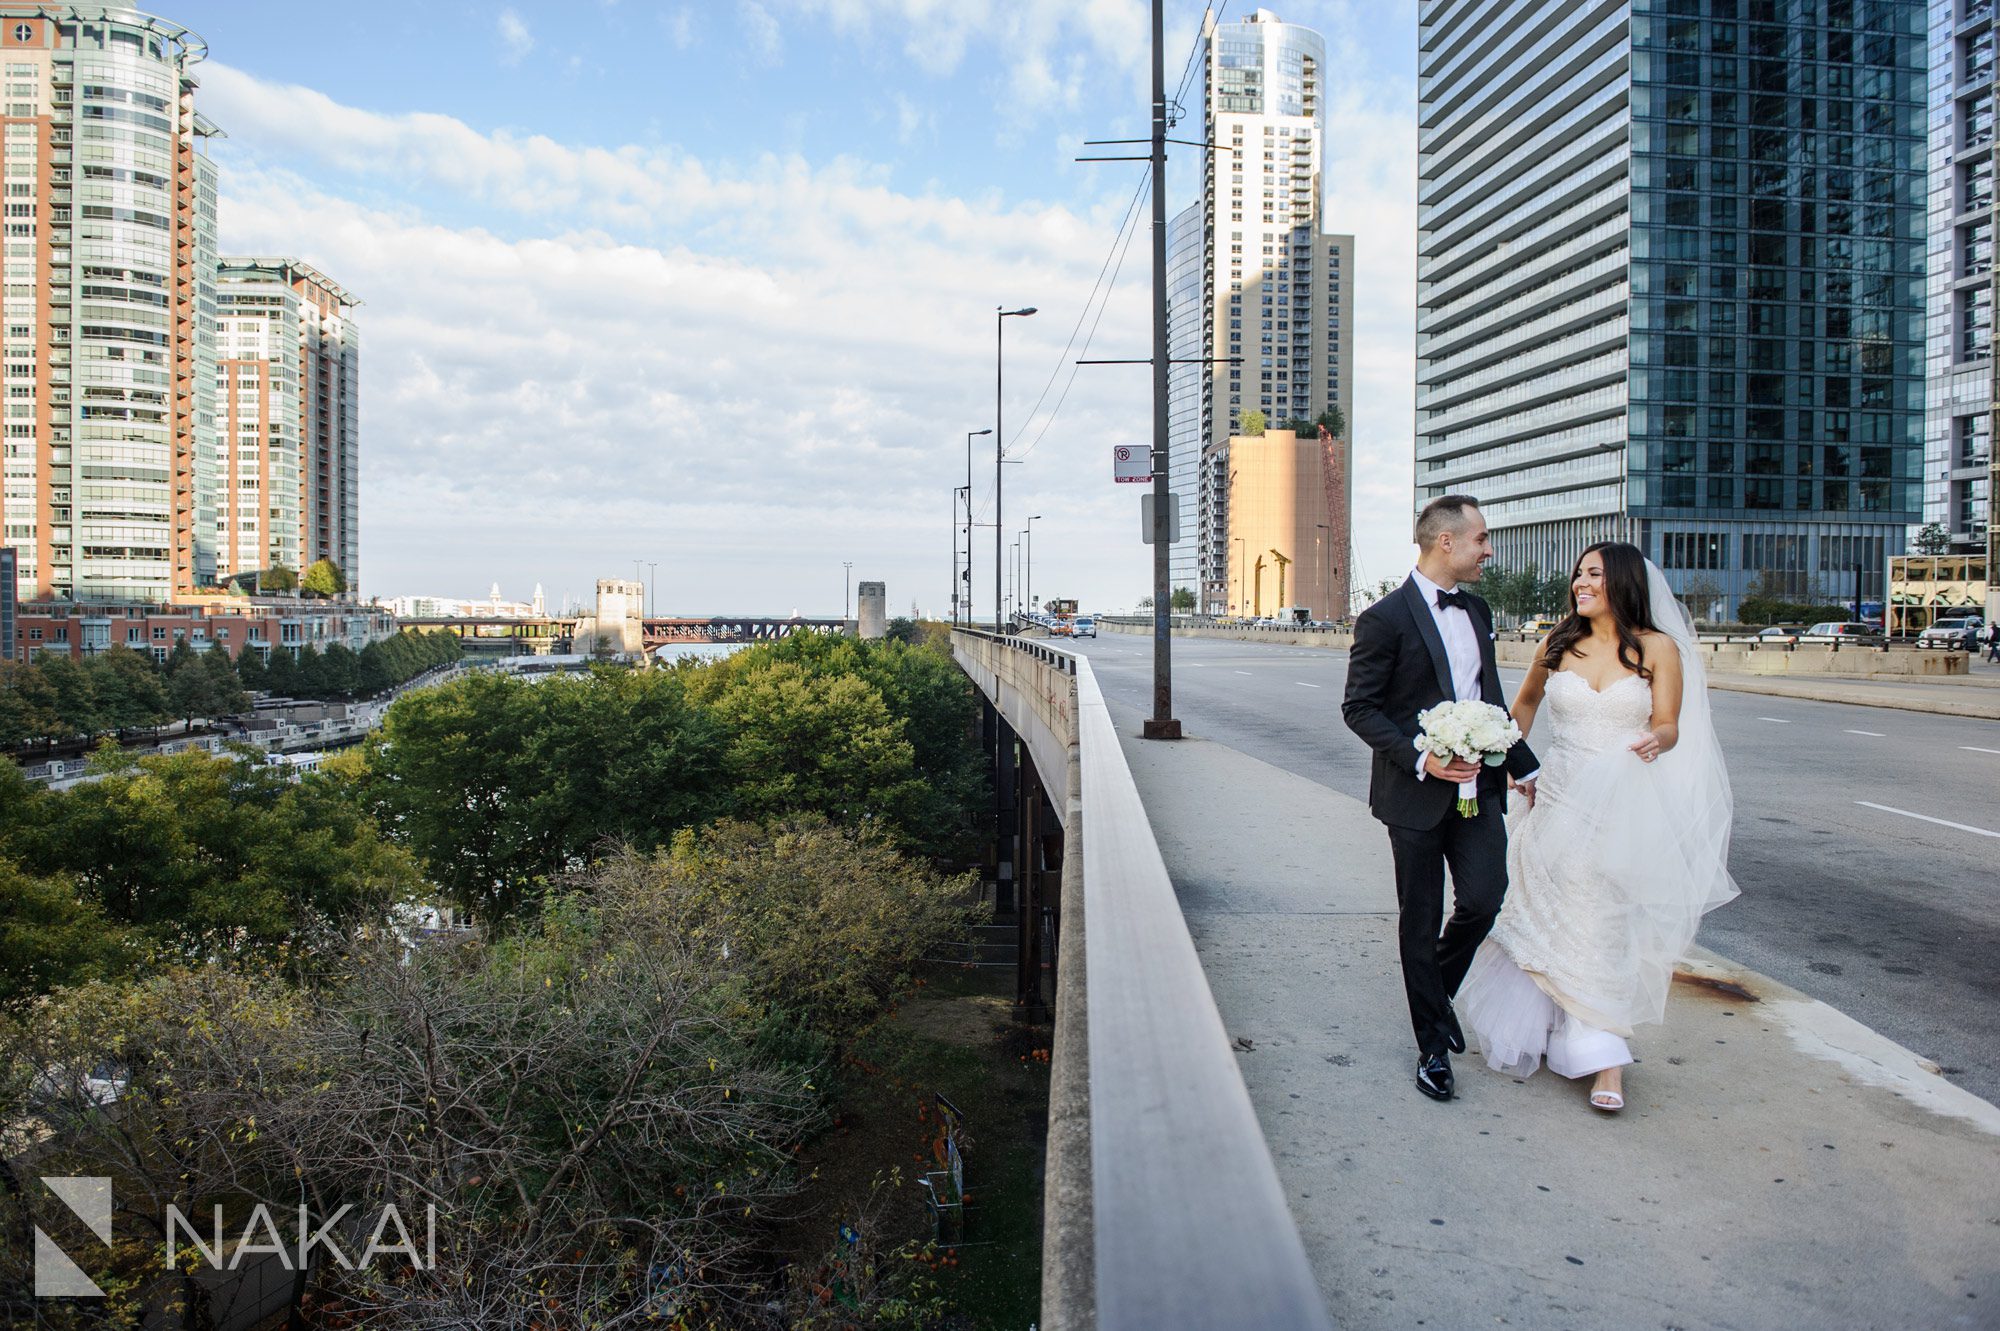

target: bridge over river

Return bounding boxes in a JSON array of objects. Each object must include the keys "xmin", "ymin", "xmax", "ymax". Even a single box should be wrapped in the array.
[{"xmin": 397, "ymin": 614, "xmax": 848, "ymax": 655}]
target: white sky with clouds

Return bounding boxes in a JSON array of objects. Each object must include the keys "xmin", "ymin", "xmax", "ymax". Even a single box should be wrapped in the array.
[{"xmin": 171, "ymin": 0, "xmax": 1420, "ymax": 616}]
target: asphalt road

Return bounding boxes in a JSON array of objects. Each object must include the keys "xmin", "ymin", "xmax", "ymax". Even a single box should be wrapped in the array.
[{"xmin": 1069, "ymin": 633, "xmax": 2000, "ymax": 1106}]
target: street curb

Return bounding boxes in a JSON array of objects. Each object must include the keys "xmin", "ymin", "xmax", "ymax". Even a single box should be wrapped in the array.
[{"xmin": 1677, "ymin": 947, "xmax": 2000, "ymax": 1137}]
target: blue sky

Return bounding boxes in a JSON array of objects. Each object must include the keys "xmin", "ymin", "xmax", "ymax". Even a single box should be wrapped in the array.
[{"xmin": 168, "ymin": 0, "xmax": 1419, "ymax": 615}]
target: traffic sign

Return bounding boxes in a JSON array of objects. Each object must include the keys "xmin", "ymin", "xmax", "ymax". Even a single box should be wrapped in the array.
[{"xmin": 1113, "ymin": 445, "xmax": 1152, "ymax": 484}]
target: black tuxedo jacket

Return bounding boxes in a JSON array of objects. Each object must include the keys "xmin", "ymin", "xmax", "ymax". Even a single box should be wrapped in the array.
[{"xmin": 1341, "ymin": 576, "xmax": 1539, "ymax": 830}]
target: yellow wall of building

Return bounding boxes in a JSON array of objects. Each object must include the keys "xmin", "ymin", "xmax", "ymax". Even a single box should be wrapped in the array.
[{"xmin": 1224, "ymin": 429, "xmax": 1345, "ymax": 619}]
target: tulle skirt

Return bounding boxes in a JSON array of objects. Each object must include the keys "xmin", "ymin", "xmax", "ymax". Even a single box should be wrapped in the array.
[{"xmin": 1459, "ymin": 940, "xmax": 1633, "ymax": 1080}]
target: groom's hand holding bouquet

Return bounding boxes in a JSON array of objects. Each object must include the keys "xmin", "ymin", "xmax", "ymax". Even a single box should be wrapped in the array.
[{"xmin": 1415, "ymin": 699, "xmax": 1524, "ymax": 818}]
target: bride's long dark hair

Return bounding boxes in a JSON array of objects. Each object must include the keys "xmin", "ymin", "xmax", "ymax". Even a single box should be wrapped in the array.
[{"xmin": 1540, "ymin": 541, "xmax": 1658, "ymax": 682}]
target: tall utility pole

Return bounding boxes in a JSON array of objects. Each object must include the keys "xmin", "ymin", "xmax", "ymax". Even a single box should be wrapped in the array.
[
  {"xmin": 843, "ymin": 561, "xmax": 854, "ymax": 623},
  {"xmin": 996, "ymin": 309, "xmax": 1035, "ymax": 633},
  {"xmin": 646, "ymin": 561, "xmax": 658, "ymax": 618},
  {"xmin": 966, "ymin": 429, "xmax": 991, "ymax": 628},
  {"xmin": 1143, "ymin": 0, "xmax": 1179, "ymax": 738}
]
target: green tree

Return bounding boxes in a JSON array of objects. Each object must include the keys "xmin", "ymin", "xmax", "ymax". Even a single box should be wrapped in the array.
[
  {"xmin": 200, "ymin": 648, "xmax": 250, "ymax": 717},
  {"xmin": 884, "ymin": 616, "xmax": 918, "ymax": 644},
  {"xmin": 319, "ymin": 642, "xmax": 362, "ymax": 698},
  {"xmin": 300, "ymin": 557, "xmax": 347, "ymax": 598},
  {"xmin": 0, "ymin": 658, "xmax": 64, "ymax": 747},
  {"xmin": 38, "ymin": 655, "xmax": 102, "ymax": 740},
  {"xmin": 234, "ymin": 645, "xmax": 269, "ymax": 692},
  {"xmin": 261, "ymin": 562, "xmax": 298, "ymax": 593},
  {"xmin": 703, "ymin": 662, "xmax": 926, "ymax": 836},
  {"xmin": 294, "ymin": 642, "xmax": 329, "ymax": 698},
  {"xmin": 629, "ymin": 815, "xmax": 975, "ymax": 1040},
  {"xmin": 1912, "ymin": 521, "xmax": 1952, "ymax": 555},
  {"xmin": 0, "ymin": 859, "xmax": 139, "ymax": 1002},
  {"xmin": 1240, "ymin": 409, "xmax": 1267, "ymax": 436},
  {"xmin": 88, "ymin": 645, "xmax": 168, "ymax": 733},
  {"xmin": 1170, "ymin": 585, "xmax": 1197, "ymax": 611},
  {"xmin": 355, "ymin": 639, "xmax": 392, "ymax": 694},
  {"xmin": 1315, "ymin": 405, "xmax": 1346, "ymax": 438},
  {"xmin": 262, "ymin": 645, "xmax": 300, "ymax": 696},
  {"xmin": 5, "ymin": 748, "xmax": 419, "ymax": 968}
]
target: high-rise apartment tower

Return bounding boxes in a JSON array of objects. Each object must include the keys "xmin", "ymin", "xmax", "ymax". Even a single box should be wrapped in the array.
[
  {"xmin": 0, "ymin": 5, "xmax": 221, "ymax": 602},
  {"xmin": 215, "ymin": 257, "xmax": 359, "ymax": 593},
  {"xmin": 1418, "ymin": 0, "xmax": 1926, "ymax": 616},
  {"xmin": 1925, "ymin": 0, "xmax": 1993, "ymax": 559},
  {"xmin": 1168, "ymin": 8, "xmax": 1355, "ymax": 615}
]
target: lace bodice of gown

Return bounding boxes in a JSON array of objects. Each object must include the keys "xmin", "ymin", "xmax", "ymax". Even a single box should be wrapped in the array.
[
  {"xmin": 1489, "ymin": 669, "xmax": 1655, "ymax": 1036},
  {"xmin": 1533, "ymin": 671, "xmax": 1653, "ymax": 794}
]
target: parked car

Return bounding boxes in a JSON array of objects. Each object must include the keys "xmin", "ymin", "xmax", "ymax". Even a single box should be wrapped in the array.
[
  {"xmin": 1072, "ymin": 615, "xmax": 1097, "ymax": 639},
  {"xmin": 1917, "ymin": 616, "xmax": 1986, "ymax": 651},
  {"xmin": 1801, "ymin": 621, "xmax": 1886, "ymax": 646},
  {"xmin": 1754, "ymin": 624, "xmax": 1807, "ymax": 644}
]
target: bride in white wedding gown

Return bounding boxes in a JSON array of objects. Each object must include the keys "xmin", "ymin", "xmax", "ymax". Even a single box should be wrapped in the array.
[{"xmin": 1458, "ymin": 542, "xmax": 1739, "ymax": 1112}]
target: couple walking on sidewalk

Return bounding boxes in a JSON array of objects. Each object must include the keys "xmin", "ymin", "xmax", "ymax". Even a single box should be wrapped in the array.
[{"xmin": 1342, "ymin": 496, "xmax": 1739, "ymax": 1110}]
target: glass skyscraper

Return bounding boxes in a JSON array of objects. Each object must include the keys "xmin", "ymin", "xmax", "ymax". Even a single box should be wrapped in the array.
[
  {"xmin": 1166, "ymin": 9, "xmax": 1354, "ymax": 614},
  {"xmin": 1925, "ymin": 0, "xmax": 1993, "ymax": 559},
  {"xmin": 1418, "ymin": 0, "xmax": 1926, "ymax": 616}
]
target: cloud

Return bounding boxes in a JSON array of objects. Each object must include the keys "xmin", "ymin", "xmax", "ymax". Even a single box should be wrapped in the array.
[
  {"xmin": 892, "ymin": 93, "xmax": 930, "ymax": 146},
  {"xmin": 775, "ymin": 0, "xmax": 1156, "ymax": 118},
  {"xmin": 198, "ymin": 68, "xmax": 1159, "ymax": 613},
  {"xmin": 496, "ymin": 8, "xmax": 533, "ymax": 64},
  {"xmin": 744, "ymin": 2, "xmax": 783, "ymax": 65},
  {"xmin": 666, "ymin": 7, "xmax": 695, "ymax": 49}
]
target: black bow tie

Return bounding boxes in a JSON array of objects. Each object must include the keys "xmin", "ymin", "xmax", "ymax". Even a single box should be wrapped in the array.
[{"xmin": 1434, "ymin": 589, "xmax": 1471, "ymax": 612}]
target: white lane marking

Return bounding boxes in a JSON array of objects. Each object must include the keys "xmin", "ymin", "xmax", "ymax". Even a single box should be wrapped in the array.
[
  {"xmin": 1758, "ymin": 716, "xmax": 1792, "ymax": 724},
  {"xmin": 1844, "ymin": 729, "xmax": 1885, "ymax": 737},
  {"xmin": 1234, "ymin": 670, "xmax": 1253, "ymax": 675},
  {"xmin": 1962, "ymin": 745, "xmax": 2000, "ymax": 755},
  {"xmin": 1296, "ymin": 681, "xmax": 1320, "ymax": 688},
  {"xmin": 1854, "ymin": 801, "xmax": 2000, "ymax": 840}
]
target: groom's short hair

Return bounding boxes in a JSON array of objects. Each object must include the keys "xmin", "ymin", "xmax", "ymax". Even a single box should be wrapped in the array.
[{"xmin": 1415, "ymin": 495, "xmax": 1482, "ymax": 550}]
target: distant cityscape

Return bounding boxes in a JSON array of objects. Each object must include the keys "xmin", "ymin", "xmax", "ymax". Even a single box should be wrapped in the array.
[{"xmin": 1, "ymin": 1, "xmax": 1995, "ymax": 659}]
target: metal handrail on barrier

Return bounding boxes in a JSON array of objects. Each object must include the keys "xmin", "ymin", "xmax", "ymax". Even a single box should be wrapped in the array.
[{"xmin": 950, "ymin": 630, "xmax": 1332, "ymax": 1331}]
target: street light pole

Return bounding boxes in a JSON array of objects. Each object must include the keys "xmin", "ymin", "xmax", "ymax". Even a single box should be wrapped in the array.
[
  {"xmin": 1025, "ymin": 514, "xmax": 1043, "ymax": 620},
  {"xmin": 1011, "ymin": 536, "xmax": 1022, "ymax": 621},
  {"xmin": 1235, "ymin": 536, "xmax": 1247, "ymax": 617},
  {"xmin": 996, "ymin": 305, "xmax": 1036, "ymax": 633},
  {"xmin": 843, "ymin": 561, "xmax": 854, "ymax": 625},
  {"xmin": 1142, "ymin": 0, "xmax": 1178, "ymax": 737},
  {"xmin": 966, "ymin": 429, "xmax": 991, "ymax": 627},
  {"xmin": 646, "ymin": 561, "xmax": 658, "ymax": 618}
]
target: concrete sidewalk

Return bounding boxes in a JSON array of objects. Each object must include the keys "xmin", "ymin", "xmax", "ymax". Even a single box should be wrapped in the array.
[{"xmin": 1111, "ymin": 718, "xmax": 1999, "ymax": 1331}]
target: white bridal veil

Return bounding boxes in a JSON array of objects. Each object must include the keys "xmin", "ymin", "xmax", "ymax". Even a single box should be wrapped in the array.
[{"xmin": 1507, "ymin": 559, "xmax": 1742, "ymax": 1032}]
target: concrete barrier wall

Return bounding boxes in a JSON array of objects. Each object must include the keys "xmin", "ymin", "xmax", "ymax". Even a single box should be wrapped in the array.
[
  {"xmin": 1098, "ymin": 618, "xmax": 1970, "ymax": 678},
  {"xmin": 949, "ymin": 631, "xmax": 1332, "ymax": 1331}
]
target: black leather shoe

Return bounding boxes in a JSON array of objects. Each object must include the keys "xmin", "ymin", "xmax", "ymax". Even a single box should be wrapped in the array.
[
  {"xmin": 1439, "ymin": 1002, "xmax": 1467, "ymax": 1055},
  {"xmin": 1416, "ymin": 1051, "xmax": 1455, "ymax": 1101}
]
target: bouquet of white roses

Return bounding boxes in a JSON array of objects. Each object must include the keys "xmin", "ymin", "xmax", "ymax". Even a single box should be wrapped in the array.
[{"xmin": 1415, "ymin": 699, "xmax": 1522, "ymax": 818}]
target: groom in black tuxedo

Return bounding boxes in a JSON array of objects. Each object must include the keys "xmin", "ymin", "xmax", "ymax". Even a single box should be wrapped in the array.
[{"xmin": 1342, "ymin": 495, "xmax": 1539, "ymax": 1101}]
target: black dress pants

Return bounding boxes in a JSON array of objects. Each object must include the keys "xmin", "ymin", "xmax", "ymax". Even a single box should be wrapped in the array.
[{"xmin": 1385, "ymin": 794, "xmax": 1509, "ymax": 1057}]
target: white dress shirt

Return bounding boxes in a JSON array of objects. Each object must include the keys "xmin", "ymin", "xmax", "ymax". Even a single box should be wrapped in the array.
[
  {"xmin": 1411, "ymin": 567, "xmax": 1486, "ymax": 704},
  {"xmin": 1409, "ymin": 568, "xmax": 1485, "ymax": 801}
]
